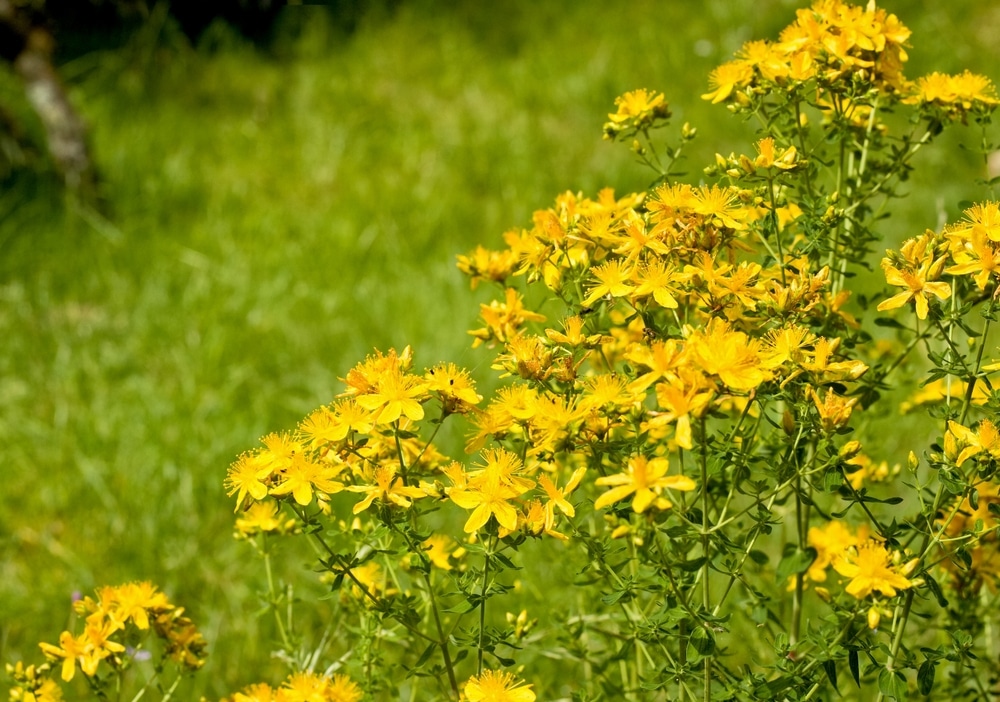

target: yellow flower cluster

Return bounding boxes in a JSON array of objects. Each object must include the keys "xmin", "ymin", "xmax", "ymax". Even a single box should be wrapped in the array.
[
  {"xmin": 6, "ymin": 662, "xmax": 62, "ymax": 702},
  {"xmin": 703, "ymin": 0, "xmax": 996, "ymax": 127},
  {"xmin": 878, "ymin": 202, "xmax": 1000, "ymax": 319},
  {"xmin": 225, "ymin": 348, "xmax": 479, "ymax": 524},
  {"xmin": 221, "ymin": 671, "xmax": 362, "ymax": 702},
  {"xmin": 460, "ymin": 176, "xmax": 867, "ymax": 466},
  {"xmin": 7, "ymin": 582, "xmax": 207, "ymax": 702},
  {"xmin": 703, "ymin": 0, "xmax": 911, "ymax": 104}
]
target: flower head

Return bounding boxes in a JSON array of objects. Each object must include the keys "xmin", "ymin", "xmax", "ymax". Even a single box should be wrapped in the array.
[
  {"xmin": 462, "ymin": 669, "xmax": 536, "ymax": 702},
  {"xmin": 833, "ymin": 540, "xmax": 917, "ymax": 599},
  {"xmin": 594, "ymin": 455, "xmax": 696, "ymax": 514}
]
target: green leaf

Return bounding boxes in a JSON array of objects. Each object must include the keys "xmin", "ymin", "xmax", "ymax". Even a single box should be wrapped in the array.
[
  {"xmin": 492, "ymin": 551, "xmax": 520, "ymax": 570},
  {"xmin": 601, "ymin": 587, "xmax": 632, "ymax": 605},
  {"xmin": 414, "ymin": 643, "xmax": 437, "ymax": 669},
  {"xmin": 776, "ymin": 547, "xmax": 815, "ymax": 582},
  {"xmin": 923, "ymin": 571, "xmax": 949, "ymax": 608},
  {"xmin": 849, "ymin": 649, "xmax": 861, "ymax": 687},
  {"xmin": 822, "ymin": 659, "xmax": 838, "ymax": 692},
  {"xmin": 677, "ymin": 557, "xmax": 708, "ymax": 572},
  {"xmin": 878, "ymin": 669, "xmax": 908, "ymax": 700},
  {"xmin": 918, "ymin": 659, "xmax": 936, "ymax": 695},
  {"xmin": 688, "ymin": 626, "xmax": 715, "ymax": 657},
  {"xmin": 874, "ymin": 317, "xmax": 905, "ymax": 329},
  {"xmin": 748, "ymin": 549, "xmax": 769, "ymax": 565}
]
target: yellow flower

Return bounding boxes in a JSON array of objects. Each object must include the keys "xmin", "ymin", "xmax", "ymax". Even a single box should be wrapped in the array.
[
  {"xmin": 833, "ymin": 540, "xmax": 916, "ymax": 599},
  {"xmin": 630, "ymin": 259, "xmax": 682, "ymax": 309},
  {"xmin": 693, "ymin": 184, "xmax": 751, "ymax": 231},
  {"xmin": 229, "ymin": 682, "xmax": 277, "ymax": 702},
  {"xmin": 752, "ymin": 136, "xmax": 799, "ymax": 171},
  {"xmin": 686, "ymin": 318, "xmax": 771, "ymax": 391},
  {"xmin": 946, "ymin": 224, "xmax": 1000, "ymax": 290},
  {"xmin": 457, "ymin": 244, "xmax": 518, "ymax": 288},
  {"xmin": 236, "ymin": 500, "xmax": 294, "ymax": 537},
  {"xmin": 101, "ymin": 581, "xmax": 170, "ymax": 630},
  {"xmin": 346, "ymin": 464, "xmax": 426, "ymax": 514},
  {"xmin": 650, "ymin": 373, "xmax": 714, "ymax": 450},
  {"xmin": 341, "ymin": 346, "xmax": 414, "ymax": 396},
  {"xmin": 422, "ymin": 534, "xmax": 464, "ymax": 571},
  {"xmin": 877, "ymin": 231, "xmax": 951, "ymax": 320},
  {"xmin": 470, "ymin": 287, "xmax": 547, "ymax": 347},
  {"xmin": 280, "ymin": 671, "xmax": 363, "ymax": 702},
  {"xmin": 702, "ymin": 59, "xmax": 753, "ymax": 104},
  {"xmin": 945, "ymin": 201, "xmax": 1000, "ymax": 242},
  {"xmin": 946, "ymin": 419, "xmax": 1000, "ymax": 466},
  {"xmin": 38, "ymin": 632, "xmax": 92, "ymax": 682},
  {"xmin": 544, "ymin": 315, "xmax": 607, "ymax": 348},
  {"xmin": 806, "ymin": 521, "xmax": 868, "ymax": 583},
  {"xmin": 494, "ymin": 333, "xmax": 554, "ymax": 381},
  {"xmin": 462, "ymin": 669, "xmax": 536, "ymax": 702},
  {"xmin": 355, "ymin": 368, "xmax": 428, "ymax": 424},
  {"xmin": 606, "ymin": 88, "xmax": 667, "ymax": 125},
  {"xmin": 449, "ymin": 449, "xmax": 535, "ymax": 533},
  {"xmin": 329, "ymin": 398, "xmax": 375, "ymax": 439},
  {"xmin": 582, "ymin": 260, "xmax": 635, "ymax": 306},
  {"xmin": 226, "ymin": 451, "xmax": 272, "ymax": 511},
  {"xmin": 594, "ymin": 455, "xmax": 696, "ymax": 513},
  {"xmin": 425, "ymin": 362, "xmax": 482, "ymax": 412},
  {"xmin": 809, "ymin": 387, "xmax": 858, "ymax": 433},
  {"xmin": 269, "ymin": 453, "xmax": 345, "ymax": 506},
  {"xmin": 538, "ymin": 467, "xmax": 586, "ymax": 530},
  {"xmin": 6, "ymin": 663, "xmax": 63, "ymax": 702}
]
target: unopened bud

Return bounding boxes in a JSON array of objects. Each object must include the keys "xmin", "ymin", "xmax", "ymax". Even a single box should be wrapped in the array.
[
  {"xmin": 839, "ymin": 440, "xmax": 862, "ymax": 460},
  {"xmin": 867, "ymin": 606, "xmax": 881, "ymax": 630},
  {"xmin": 782, "ymin": 409, "xmax": 796, "ymax": 435},
  {"xmin": 611, "ymin": 524, "xmax": 631, "ymax": 539}
]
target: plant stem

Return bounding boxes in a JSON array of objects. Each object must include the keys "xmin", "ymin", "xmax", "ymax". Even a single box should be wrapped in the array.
[
  {"xmin": 699, "ymin": 416, "xmax": 712, "ymax": 702},
  {"xmin": 423, "ymin": 571, "xmax": 460, "ymax": 699},
  {"xmin": 478, "ymin": 536, "xmax": 493, "ymax": 675}
]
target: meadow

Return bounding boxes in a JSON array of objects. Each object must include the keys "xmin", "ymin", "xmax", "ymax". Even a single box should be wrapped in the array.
[{"xmin": 2, "ymin": 1, "xmax": 1000, "ymax": 699}]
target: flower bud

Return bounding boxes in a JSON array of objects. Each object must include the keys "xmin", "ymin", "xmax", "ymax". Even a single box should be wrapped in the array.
[
  {"xmin": 867, "ymin": 606, "xmax": 881, "ymax": 630},
  {"xmin": 839, "ymin": 440, "xmax": 863, "ymax": 460},
  {"xmin": 782, "ymin": 409, "xmax": 796, "ymax": 435}
]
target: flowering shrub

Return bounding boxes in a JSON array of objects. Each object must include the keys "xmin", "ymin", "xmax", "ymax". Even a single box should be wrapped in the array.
[{"xmin": 10, "ymin": 1, "xmax": 1000, "ymax": 700}]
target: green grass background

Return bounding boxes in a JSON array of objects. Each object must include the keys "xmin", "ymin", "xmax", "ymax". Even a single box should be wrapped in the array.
[{"xmin": 1, "ymin": 0, "xmax": 998, "ymax": 698}]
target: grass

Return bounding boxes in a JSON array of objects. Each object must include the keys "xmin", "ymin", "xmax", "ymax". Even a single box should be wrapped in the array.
[{"xmin": 1, "ymin": 0, "xmax": 998, "ymax": 698}]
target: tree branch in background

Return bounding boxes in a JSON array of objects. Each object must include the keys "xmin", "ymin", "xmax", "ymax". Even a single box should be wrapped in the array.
[{"xmin": 0, "ymin": 0, "xmax": 97, "ymax": 194}]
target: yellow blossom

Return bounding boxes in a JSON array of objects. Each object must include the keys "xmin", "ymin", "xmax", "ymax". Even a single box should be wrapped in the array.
[
  {"xmin": 877, "ymin": 232, "xmax": 952, "ymax": 320},
  {"xmin": 702, "ymin": 59, "xmax": 754, "ymax": 103},
  {"xmin": 809, "ymin": 387, "xmax": 858, "ymax": 433},
  {"xmin": 463, "ymin": 669, "xmax": 536, "ymax": 702},
  {"xmin": 269, "ymin": 453, "xmax": 345, "ymax": 506},
  {"xmin": 833, "ymin": 540, "xmax": 916, "ymax": 599},
  {"xmin": 594, "ymin": 455, "xmax": 696, "ymax": 513},
  {"xmin": 346, "ymin": 464, "xmax": 426, "ymax": 514}
]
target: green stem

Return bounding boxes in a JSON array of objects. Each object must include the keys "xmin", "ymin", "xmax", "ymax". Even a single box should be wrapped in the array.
[
  {"xmin": 478, "ymin": 536, "xmax": 493, "ymax": 675},
  {"xmin": 263, "ymin": 543, "xmax": 294, "ymax": 653},
  {"xmin": 423, "ymin": 571, "xmax": 460, "ymax": 699},
  {"xmin": 791, "ymin": 471, "xmax": 804, "ymax": 649},
  {"xmin": 699, "ymin": 416, "xmax": 712, "ymax": 702}
]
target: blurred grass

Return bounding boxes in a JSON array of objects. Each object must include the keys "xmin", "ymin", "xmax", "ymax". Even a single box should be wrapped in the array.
[{"xmin": 0, "ymin": 0, "xmax": 998, "ymax": 698}]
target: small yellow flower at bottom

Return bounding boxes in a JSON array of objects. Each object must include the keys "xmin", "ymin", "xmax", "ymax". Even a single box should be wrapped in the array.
[{"xmin": 462, "ymin": 669, "xmax": 536, "ymax": 702}]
